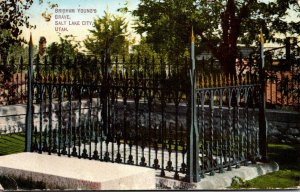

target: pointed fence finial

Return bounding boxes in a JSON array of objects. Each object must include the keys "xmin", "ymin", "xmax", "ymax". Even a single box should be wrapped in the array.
[
  {"xmin": 191, "ymin": 27, "xmax": 195, "ymax": 43},
  {"xmin": 70, "ymin": 70, "xmax": 74, "ymax": 82},
  {"xmin": 217, "ymin": 74, "xmax": 220, "ymax": 87},
  {"xmin": 260, "ymin": 28, "xmax": 265, "ymax": 68},
  {"xmin": 201, "ymin": 74, "xmax": 205, "ymax": 88},
  {"xmin": 210, "ymin": 74, "xmax": 214, "ymax": 87},
  {"xmin": 29, "ymin": 32, "xmax": 33, "ymax": 45},
  {"xmin": 203, "ymin": 75, "xmax": 206, "ymax": 88},
  {"xmin": 259, "ymin": 28, "xmax": 264, "ymax": 45}
]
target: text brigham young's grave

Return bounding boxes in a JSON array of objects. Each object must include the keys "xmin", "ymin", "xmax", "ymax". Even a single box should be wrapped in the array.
[{"xmin": 54, "ymin": 8, "xmax": 97, "ymax": 32}]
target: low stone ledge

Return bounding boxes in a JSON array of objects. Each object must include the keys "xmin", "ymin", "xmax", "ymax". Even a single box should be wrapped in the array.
[
  {"xmin": 0, "ymin": 153, "xmax": 156, "ymax": 190},
  {"xmin": 156, "ymin": 161, "xmax": 279, "ymax": 190}
]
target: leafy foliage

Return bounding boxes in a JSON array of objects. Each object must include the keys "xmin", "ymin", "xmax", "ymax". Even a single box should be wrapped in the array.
[
  {"xmin": 132, "ymin": 0, "xmax": 300, "ymax": 74},
  {"xmin": 47, "ymin": 35, "xmax": 82, "ymax": 65},
  {"xmin": 84, "ymin": 11, "xmax": 130, "ymax": 57},
  {"xmin": 133, "ymin": 0, "xmax": 194, "ymax": 63},
  {"xmin": 0, "ymin": 0, "xmax": 35, "ymax": 41},
  {"xmin": 0, "ymin": 0, "xmax": 60, "ymax": 80},
  {"xmin": 0, "ymin": 0, "xmax": 35, "ymax": 80}
]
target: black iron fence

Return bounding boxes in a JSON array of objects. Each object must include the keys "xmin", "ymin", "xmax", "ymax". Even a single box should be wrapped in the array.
[
  {"xmin": 0, "ymin": 60, "xmax": 26, "ymax": 153},
  {"xmin": 1, "ymin": 55, "xmax": 299, "ymax": 112},
  {"xmin": 266, "ymin": 62, "xmax": 300, "ymax": 111},
  {"xmin": 22, "ymin": 49, "xmax": 263, "ymax": 183},
  {"xmin": 0, "ymin": 60, "xmax": 28, "ymax": 106},
  {"xmin": 193, "ymin": 75, "xmax": 261, "ymax": 179},
  {"xmin": 28, "ymin": 53, "xmax": 191, "ymax": 179},
  {"xmin": 0, "ymin": 37, "xmax": 269, "ymax": 183},
  {"xmin": 196, "ymin": 55, "xmax": 300, "ymax": 112}
]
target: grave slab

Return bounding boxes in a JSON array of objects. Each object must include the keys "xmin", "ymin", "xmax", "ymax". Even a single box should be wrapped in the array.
[{"xmin": 0, "ymin": 152, "xmax": 156, "ymax": 190}]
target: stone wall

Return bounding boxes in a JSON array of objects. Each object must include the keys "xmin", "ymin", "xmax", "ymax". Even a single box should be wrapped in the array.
[
  {"xmin": 266, "ymin": 110, "xmax": 300, "ymax": 144},
  {"xmin": 1, "ymin": 103, "xmax": 299, "ymax": 144}
]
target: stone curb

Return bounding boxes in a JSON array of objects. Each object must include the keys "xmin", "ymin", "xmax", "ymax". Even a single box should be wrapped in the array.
[{"xmin": 156, "ymin": 161, "xmax": 279, "ymax": 190}]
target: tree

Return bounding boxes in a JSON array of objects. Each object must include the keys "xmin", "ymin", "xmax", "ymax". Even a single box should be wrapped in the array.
[
  {"xmin": 0, "ymin": 0, "xmax": 35, "ymax": 66},
  {"xmin": 7, "ymin": 43, "xmax": 33, "ymax": 72},
  {"xmin": 47, "ymin": 35, "xmax": 81, "ymax": 65},
  {"xmin": 45, "ymin": 35, "xmax": 97, "ymax": 81},
  {"xmin": 131, "ymin": 36, "xmax": 168, "ymax": 74},
  {"xmin": 132, "ymin": 37, "xmax": 160, "ymax": 58},
  {"xmin": 0, "ymin": 0, "xmax": 57, "ymax": 80},
  {"xmin": 133, "ymin": 0, "xmax": 194, "ymax": 68},
  {"xmin": 133, "ymin": 0, "xmax": 300, "ymax": 75},
  {"xmin": 84, "ymin": 11, "xmax": 130, "ymax": 58}
]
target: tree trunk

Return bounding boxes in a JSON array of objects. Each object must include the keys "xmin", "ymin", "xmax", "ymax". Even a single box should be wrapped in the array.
[
  {"xmin": 218, "ymin": 0, "xmax": 240, "ymax": 76},
  {"xmin": 219, "ymin": 52, "xmax": 237, "ymax": 76}
]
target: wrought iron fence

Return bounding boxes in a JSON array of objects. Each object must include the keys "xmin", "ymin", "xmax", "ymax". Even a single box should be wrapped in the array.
[
  {"xmin": 196, "ymin": 50, "xmax": 300, "ymax": 112},
  {"xmin": 266, "ymin": 63, "xmax": 300, "ymax": 111},
  {"xmin": 4, "ymin": 52, "xmax": 299, "ymax": 112},
  {"xmin": 0, "ymin": 59, "xmax": 28, "ymax": 106},
  {"xmin": 0, "ymin": 104, "xmax": 26, "ymax": 155},
  {"xmin": 23, "ymin": 50, "xmax": 263, "ymax": 183},
  {"xmin": 28, "ymin": 53, "xmax": 190, "ymax": 179},
  {"xmin": 0, "ymin": 123, "xmax": 26, "ymax": 156},
  {"xmin": 194, "ymin": 75, "xmax": 261, "ymax": 178},
  {"xmin": 0, "ymin": 34, "xmax": 267, "ymax": 183},
  {"xmin": 0, "ymin": 57, "xmax": 28, "ymax": 154}
]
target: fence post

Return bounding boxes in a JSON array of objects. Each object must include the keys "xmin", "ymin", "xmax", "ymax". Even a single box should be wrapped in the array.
[
  {"xmin": 186, "ymin": 28, "xmax": 200, "ymax": 183},
  {"xmin": 25, "ymin": 34, "xmax": 34, "ymax": 152},
  {"xmin": 259, "ymin": 41, "xmax": 268, "ymax": 162},
  {"xmin": 102, "ymin": 49, "xmax": 111, "ymax": 137}
]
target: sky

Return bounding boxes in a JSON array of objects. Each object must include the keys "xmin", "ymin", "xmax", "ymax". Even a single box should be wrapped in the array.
[{"xmin": 21, "ymin": 0, "xmax": 139, "ymax": 46}]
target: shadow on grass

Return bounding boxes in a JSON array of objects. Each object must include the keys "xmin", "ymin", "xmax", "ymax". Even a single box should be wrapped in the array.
[
  {"xmin": 268, "ymin": 143, "xmax": 300, "ymax": 171},
  {"xmin": 230, "ymin": 143, "xmax": 300, "ymax": 189}
]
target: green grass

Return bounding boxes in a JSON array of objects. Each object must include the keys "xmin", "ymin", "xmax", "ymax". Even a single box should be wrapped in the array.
[
  {"xmin": 230, "ymin": 143, "xmax": 300, "ymax": 189},
  {"xmin": 1, "ymin": 133, "xmax": 300, "ymax": 189},
  {"xmin": 244, "ymin": 170, "xmax": 300, "ymax": 189},
  {"xmin": 0, "ymin": 133, "xmax": 47, "ymax": 190},
  {"xmin": 0, "ymin": 133, "xmax": 25, "ymax": 156}
]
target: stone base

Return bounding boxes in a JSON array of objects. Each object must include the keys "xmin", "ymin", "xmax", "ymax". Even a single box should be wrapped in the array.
[
  {"xmin": 0, "ymin": 153, "xmax": 156, "ymax": 190},
  {"xmin": 156, "ymin": 161, "xmax": 279, "ymax": 189}
]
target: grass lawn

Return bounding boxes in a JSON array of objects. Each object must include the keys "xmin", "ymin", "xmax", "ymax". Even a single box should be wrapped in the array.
[
  {"xmin": 0, "ymin": 133, "xmax": 25, "ymax": 156},
  {"xmin": 230, "ymin": 143, "xmax": 300, "ymax": 189},
  {"xmin": 0, "ymin": 133, "xmax": 47, "ymax": 190},
  {"xmin": 1, "ymin": 133, "xmax": 300, "ymax": 189}
]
